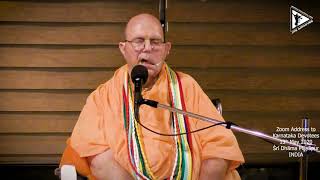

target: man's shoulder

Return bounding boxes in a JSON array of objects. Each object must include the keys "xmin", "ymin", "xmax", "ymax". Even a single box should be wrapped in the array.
[
  {"xmin": 98, "ymin": 64, "xmax": 127, "ymax": 88},
  {"xmin": 112, "ymin": 64, "xmax": 127, "ymax": 80},
  {"xmin": 90, "ymin": 65, "xmax": 127, "ymax": 97},
  {"xmin": 176, "ymin": 71, "xmax": 198, "ymax": 87},
  {"xmin": 174, "ymin": 70, "xmax": 206, "ymax": 98}
]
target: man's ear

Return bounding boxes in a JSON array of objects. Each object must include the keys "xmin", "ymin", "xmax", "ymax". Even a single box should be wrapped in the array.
[
  {"xmin": 165, "ymin": 42, "xmax": 171, "ymax": 56},
  {"xmin": 119, "ymin": 42, "xmax": 126, "ymax": 56}
]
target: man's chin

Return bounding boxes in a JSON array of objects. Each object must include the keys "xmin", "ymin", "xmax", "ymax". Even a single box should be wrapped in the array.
[{"xmin": 147, "ymin": 68, "xmax": 156, "ymax": 76}]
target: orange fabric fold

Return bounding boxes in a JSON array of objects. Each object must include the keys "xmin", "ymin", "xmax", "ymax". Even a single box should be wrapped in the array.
[
  {"xmin": 70, "ymin": 64, "xmax": 245, "ymax": 179},
  {"xmin": 59, "ymin": 138, "xmax": 96, "ymax": 180}
]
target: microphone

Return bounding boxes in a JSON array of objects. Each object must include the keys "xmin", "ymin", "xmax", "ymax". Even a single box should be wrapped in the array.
[{"xmin": 131, "ymin": 65, "xmax": 148, "ymax": 119}]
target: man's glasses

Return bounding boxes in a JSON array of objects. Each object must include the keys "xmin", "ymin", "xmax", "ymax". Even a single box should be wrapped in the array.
[{"xmin": 125, "ymin": 38, "xmax": 164, "ymax": 51}]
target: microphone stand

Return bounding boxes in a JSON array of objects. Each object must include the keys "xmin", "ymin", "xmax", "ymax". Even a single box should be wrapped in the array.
[
  {"xmin": 300, "ymin": 117, "xmax": 310, "ymax": 180},
  {"xmin": 139, "ymin": 98, "xmax": 320, "ymax": 154}
]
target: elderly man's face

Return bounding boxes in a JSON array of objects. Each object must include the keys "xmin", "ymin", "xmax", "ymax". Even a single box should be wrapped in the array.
[{"xmin": 119, "ymin": 14, "xmax": 171, "ymax": 83}]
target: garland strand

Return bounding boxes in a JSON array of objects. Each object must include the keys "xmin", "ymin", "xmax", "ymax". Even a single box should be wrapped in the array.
[{"xmin": 122, "ymin": 64, "xmax": 193, "ymax": 179}]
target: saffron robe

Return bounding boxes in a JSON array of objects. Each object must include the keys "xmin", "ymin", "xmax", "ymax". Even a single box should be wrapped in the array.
[{"xmin": 71, "ymin": 64, "xmax": 244, "ymax": 179}]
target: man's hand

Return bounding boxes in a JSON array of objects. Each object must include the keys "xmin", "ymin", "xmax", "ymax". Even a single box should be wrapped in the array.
[{"xmin": 199, "ymin": 158, "xmax": 229, "ymax": 180}]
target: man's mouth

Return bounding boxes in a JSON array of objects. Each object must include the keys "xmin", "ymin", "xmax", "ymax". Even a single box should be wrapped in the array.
[
  {"xmin": 140, "ymin": 59, "xmax": 152, "ymax": 64},
  {"xmin": 139, "ymin": 59, "xmax": 162, "ymax": 71},
  {"xmin": 139, "ymin": 59, "xmax": 155, "ymax": 67}
]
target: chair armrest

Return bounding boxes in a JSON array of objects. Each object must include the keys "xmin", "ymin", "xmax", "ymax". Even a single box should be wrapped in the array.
[
  {"xmin": 55, "ymin": 165, "xmax": 89, "ymax": 180},
  {"xmin": 60, "ymin": 165, "xmax": 77, "ymax": 180},
  {"xmin": 212, "ymin": 98, "xmax": 222, "ymax": 115}
]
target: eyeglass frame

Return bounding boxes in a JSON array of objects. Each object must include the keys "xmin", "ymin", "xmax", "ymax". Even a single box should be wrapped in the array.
[{"xmin": 124, "ymin": 38, "xmax": 165, "ymax": 51}]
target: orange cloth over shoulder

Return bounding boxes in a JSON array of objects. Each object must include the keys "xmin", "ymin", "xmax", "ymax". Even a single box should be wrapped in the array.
[
  {"xmin": 59, "ymin": 138, "xmax": 96, "ymax": 180},
  {"xmin": 71, "ymin": 64, "xmax": 244, "ymax": 179}
]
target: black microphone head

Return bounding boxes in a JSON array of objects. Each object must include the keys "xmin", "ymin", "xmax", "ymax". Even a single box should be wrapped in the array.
[{"xmin": 131, "ymin": 65, "xmax": 148, "ymax": 84}]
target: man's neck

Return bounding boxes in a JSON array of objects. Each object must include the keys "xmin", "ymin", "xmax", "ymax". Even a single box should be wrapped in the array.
[{"xmin": 143, "ymin": 74, "xmax": 159, "ymax": 91}]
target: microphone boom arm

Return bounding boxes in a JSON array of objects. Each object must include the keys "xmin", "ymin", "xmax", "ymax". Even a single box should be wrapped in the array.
[{"xmin": 139, "ymin": 99, "xmax": 320, "ymax": 154}]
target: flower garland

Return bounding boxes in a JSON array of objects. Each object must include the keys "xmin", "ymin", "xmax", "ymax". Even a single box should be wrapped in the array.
[{"xmin": 122, "ymin": 64, "xmax": 193, "ymax": 180}]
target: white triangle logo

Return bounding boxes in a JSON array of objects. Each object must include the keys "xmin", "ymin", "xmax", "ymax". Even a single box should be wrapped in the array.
[{"xmin": 290, "ymin": 6, "xmax": 313, "ymax": 34}]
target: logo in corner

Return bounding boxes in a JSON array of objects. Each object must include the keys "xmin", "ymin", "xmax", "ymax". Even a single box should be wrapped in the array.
[{"xmin": 290, "ymin": 6, "xmax": 313, "ymax": 34}]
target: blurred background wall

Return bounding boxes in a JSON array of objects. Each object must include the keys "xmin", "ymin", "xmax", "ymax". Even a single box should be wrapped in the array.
[{"xmin": 0, "ymin": 0, "xmax": 319, "ymax": 179}]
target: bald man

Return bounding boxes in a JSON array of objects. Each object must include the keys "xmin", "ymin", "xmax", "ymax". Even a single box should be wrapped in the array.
[{"xmin": 70, "ymin": 13, "xmax": 244, "ymax": 180}]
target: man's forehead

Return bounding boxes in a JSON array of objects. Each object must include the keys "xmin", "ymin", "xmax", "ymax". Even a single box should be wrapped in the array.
[{"xmin": 125, "ymin": 14, "xmax": 163, "ymax": 39}]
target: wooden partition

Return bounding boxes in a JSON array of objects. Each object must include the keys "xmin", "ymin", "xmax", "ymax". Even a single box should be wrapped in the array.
[
  {"xmin": 0, "ymin": 0, "xmax": 319, "ymax": 165},
  {"xmin": 166, "ymin": 0, "xmax": 320, "ymax": 164},
  {"xmin": 0, "ymin": 0, "xmax": 158, "ymax": 164}
]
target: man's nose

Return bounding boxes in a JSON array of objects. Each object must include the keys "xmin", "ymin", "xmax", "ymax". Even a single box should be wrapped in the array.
[{"xmin": 142, "ymin": 40, "xmax": 152, "ymax": 52}]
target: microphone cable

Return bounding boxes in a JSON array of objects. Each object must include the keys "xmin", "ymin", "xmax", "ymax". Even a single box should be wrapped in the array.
[{"xmin": 134, "ymin": 115, "xmax": 237, "ymax": 137}]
